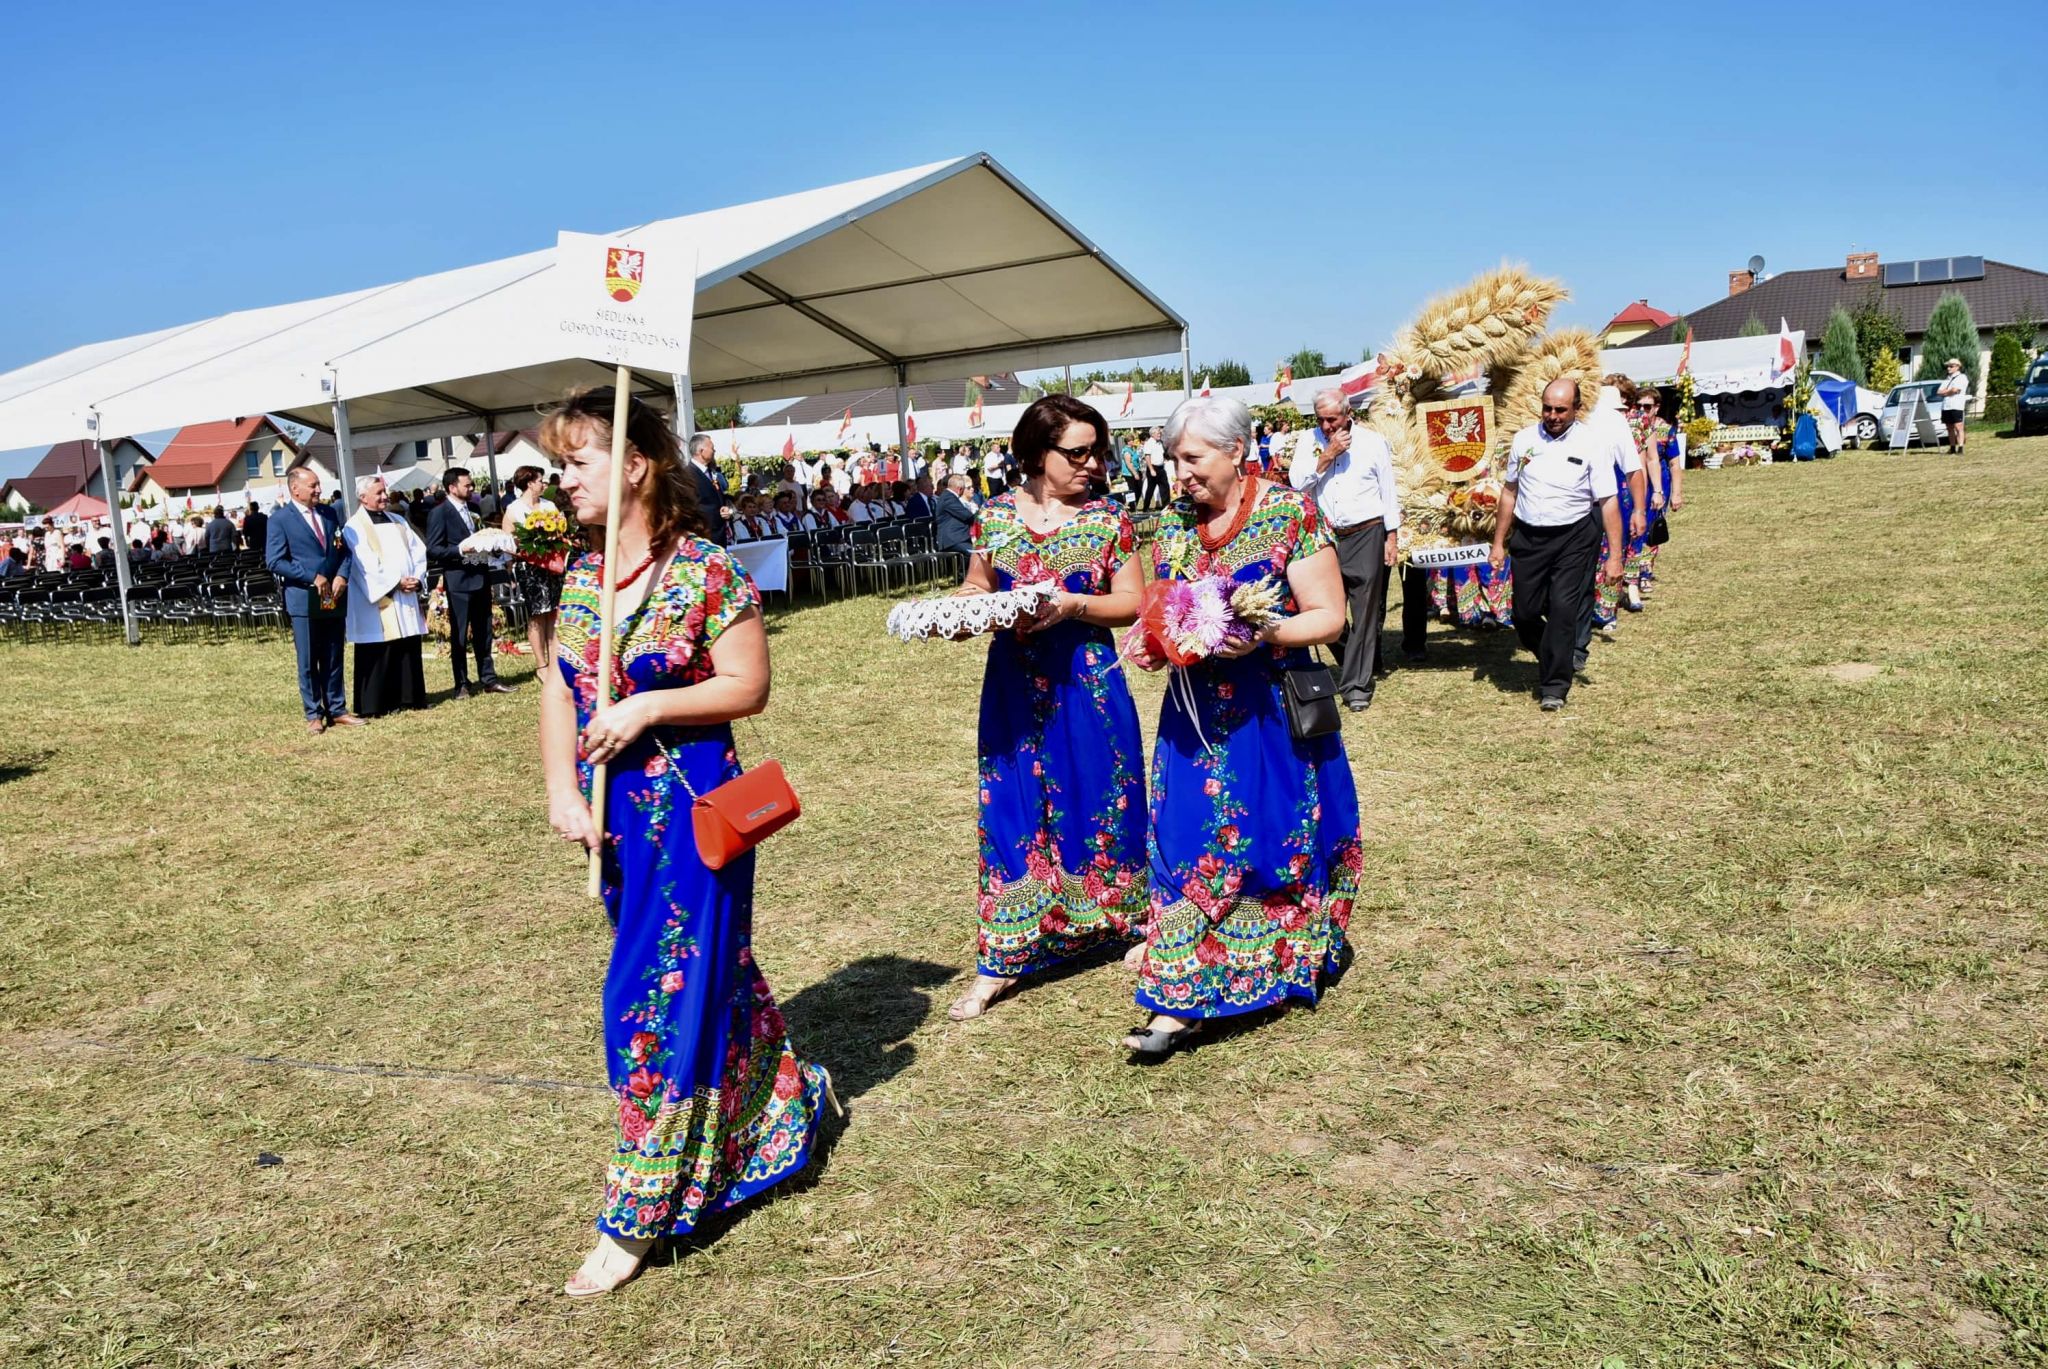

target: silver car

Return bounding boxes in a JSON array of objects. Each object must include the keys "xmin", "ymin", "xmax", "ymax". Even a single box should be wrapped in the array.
[{"xmin": 1879, "ymin": 380, "xmax": 1949, "ymax": 446}]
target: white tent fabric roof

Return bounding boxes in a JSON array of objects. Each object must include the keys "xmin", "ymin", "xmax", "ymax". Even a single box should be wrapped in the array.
[
  {"xmin": 1601, "ymin": 332, "xmax": 1807, "ymax": 395},
  {"xmin": 0, "ymin": 154, "xmax": 1186, "ymax": 451}
]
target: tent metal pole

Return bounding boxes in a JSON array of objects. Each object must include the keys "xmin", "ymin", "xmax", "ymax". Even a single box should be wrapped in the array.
[
  {"xmin": 1063, "ymin": 363, "xmax": 1072, "ymax": 396},
  {"xmin": 332, "ymin": 396, "xmax": 360, "ymax": 517},
  {"xmin": 92, "ymin": 422, "xmax": 140, "ymax": 646},
  {"xmin": 1180, "ymin": 329, "xmax": 1193, "ymax": 398},
  {"xmin": 480, "ymin": 413, "xmax": 499, "ymax": 503},
  {"xmin": 672, "ymin": 372, "xmax": 694, "ymax": 438},
  {"xmin": 893, "ymin": 364, "xmax": 910, "ymax": 479}
]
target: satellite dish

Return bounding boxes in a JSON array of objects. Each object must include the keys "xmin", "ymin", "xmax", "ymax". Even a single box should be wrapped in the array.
[{"xmin": 1747, "ymin": 254, "xmax": 1767, "ymax": 276}]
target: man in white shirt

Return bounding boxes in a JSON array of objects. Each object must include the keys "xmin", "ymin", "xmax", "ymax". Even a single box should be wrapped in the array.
[
  {"xmin": 1140, "ymin": 427, "xmax": 1168, "ymax": 509},
  {"xmin": 1290, "ymin": 389, "xmax": 1401, "ymax": 710},
  {"xmin": 1488, "ymin": 378, "xmax": 1624, "ymax": 711}
]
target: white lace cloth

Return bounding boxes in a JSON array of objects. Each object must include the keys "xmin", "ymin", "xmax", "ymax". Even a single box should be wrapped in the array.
[{"xmin": 886, "ymin": 581, "xmax": 1057, "ymax": 642}]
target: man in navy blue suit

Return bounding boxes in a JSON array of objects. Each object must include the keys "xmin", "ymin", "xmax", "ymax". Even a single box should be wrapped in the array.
[
  {"xmin": 264, "ymin": 467, "xmax": 360, "ymax": 733},
  {"xmin": 427, "ymin": 467, "xmax": 508, "ymax": 698}
]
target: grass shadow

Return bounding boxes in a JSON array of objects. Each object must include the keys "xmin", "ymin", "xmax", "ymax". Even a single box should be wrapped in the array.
[
  {"xmin": 1390, "ymin": 624, "xmax": 1535, "ymax": 697},
  {"xmin": 779, "ymin": 953, "xmax": 954, "ymax": 1104},
  {"xmin": 0, "ymin": 747, "xmax": 53, "ymax": 785}
]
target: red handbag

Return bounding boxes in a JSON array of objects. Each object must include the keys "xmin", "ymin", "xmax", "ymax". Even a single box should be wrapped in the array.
[{"xmin": 688, "ymin": 759, "xmax": 801, "ymax": 870}]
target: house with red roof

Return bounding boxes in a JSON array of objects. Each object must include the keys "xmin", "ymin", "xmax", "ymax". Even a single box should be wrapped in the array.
[
  {"xmin": 1, "ymin": 437, "xmax": 156, "ymax": 514},
  {"xmin": 131, "ymin": 417, "xmax": 334, "ymax": 515},
  {"xmin": 1599, "ymin": 300, "xmax": 1679, "ymax": 348}
]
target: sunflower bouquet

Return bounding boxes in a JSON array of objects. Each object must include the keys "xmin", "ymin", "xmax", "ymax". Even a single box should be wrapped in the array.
[{"xmin": 513, "ymin": 503, "xmax": 575, "ymax": 575}]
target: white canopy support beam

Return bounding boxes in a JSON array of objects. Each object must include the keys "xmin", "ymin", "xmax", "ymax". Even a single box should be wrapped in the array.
[
  {"xmin": 332, "ymin": 397, "xmax": 360, "ymax": 517},
  {"xmin": 893, "ymin": 365, "xmax": 910, "ymax": 471},
  {"xmin": 92, "ymin": 424, "xmax": 139, "ymax": 646},
  {"xmin": 1180, "ymin": 328, "xmax": 1193, "ymax": 399}
]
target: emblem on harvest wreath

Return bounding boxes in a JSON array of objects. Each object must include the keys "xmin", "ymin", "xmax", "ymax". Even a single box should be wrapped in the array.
[{"xmin": 605, "ymin": 248, "xmax": 645, "ymax": 303}]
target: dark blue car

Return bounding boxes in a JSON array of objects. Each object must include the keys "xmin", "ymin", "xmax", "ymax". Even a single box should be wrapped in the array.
[{"xmin": 2018, "ymin": 360, "xmax": 2048, "ymax": 436}]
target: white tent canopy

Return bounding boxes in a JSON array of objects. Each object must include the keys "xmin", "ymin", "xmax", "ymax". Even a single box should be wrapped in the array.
[
  {"xmin": 0, "ymin": 153, "xmax": 1187, "ymax": 453},
  {"xmin": 1600, "ymin": 332, "xmax": 1807, "ymax": 395}
]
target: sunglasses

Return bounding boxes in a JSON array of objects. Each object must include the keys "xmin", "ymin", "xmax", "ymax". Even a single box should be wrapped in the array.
[{"xmin": 1046, "ymin": 441, "xmax": 1103, "ymax": 463}]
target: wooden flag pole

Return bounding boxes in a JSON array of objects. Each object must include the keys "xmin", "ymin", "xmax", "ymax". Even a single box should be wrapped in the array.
[{"xmin": 585, "ymin": 368, "xmax": 634, "ymax": 898}]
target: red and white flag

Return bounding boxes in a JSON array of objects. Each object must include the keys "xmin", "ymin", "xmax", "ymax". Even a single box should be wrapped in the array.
[
  {"xmin": 1678, "ymin": 325, "xmax": 1694, "ymax": 377},
  {"xmin": 904, "ymin": 396, "xmax": 917, "ymax": 445},
  {"xmin": 836, "ymin": 407, "xmax": 853, "ymax": 441},
  {"xmin": 728, "ymin": 416, "xmax": 739, "ymax": 459},
  {"xmin": 1199, "ymin": 375, "xmax": 1211, "ymax": 397},
  {"xmin": 781, "ymin": 418, "xmax": 796, "ymax": 459},
  {"xmin": 1336, "ymin": 357, "xmax": 1379, "ymax": 399},
  {"xmin": 1275, "ymin": 363, "xmax": 1293, "ymax": 401},
  {"xmin": 1118, "ymin": 381, "xmax": 1134, "ymax": 418},
  {"xmin": 1774, "ymin": 318, "xmax": 1798, "ymax": 378}
]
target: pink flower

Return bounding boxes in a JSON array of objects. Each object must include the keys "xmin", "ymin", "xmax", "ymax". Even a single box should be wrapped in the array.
[
  {"xmin": 660, "ymin": 971, "xmax": 684, "ymax": 993},
  {"xmin": 628, "ymin": 1031, "xmax": 659, "ymax": 1061},
  {"xmin": 617, "ymin": 1099, "xmax": 653, "ymax": 1145},
  {"xmin": 644, "ymin": 752, "xmax": 669, "ymax": 778},
  {"xmin": 1195, "ymin": 935, "xmax": 1227, "ymax": 966},
  {"xmin": 1115, "ymin": 794, "xmax": 1128, "ymax": 811},
  {"xmin": 1219, "ymin": 824, "xmax": 1240, "ymax": 851},
  {"xmin": 626, "ymin": 1067, "xmax": 658, "ymax": 1099},
  {"xmin": 1203, "ymin": 778, "xmax": 1223, "ymax": 797}
]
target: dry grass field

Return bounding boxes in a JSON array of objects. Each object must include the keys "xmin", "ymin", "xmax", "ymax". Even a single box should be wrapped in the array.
[{"xmin": 3, "ymin": 433, "xmax": 2045, "ymax": 1366}]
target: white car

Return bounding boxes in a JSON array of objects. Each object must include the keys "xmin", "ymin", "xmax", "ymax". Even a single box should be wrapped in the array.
[
  {"xmin": 1879, "ymin": 380, "xmax": 1950, "ymax": 446},
  {"xmin": 1812, "ymin": 370, "xmax": 1888, "ymax": 445}
]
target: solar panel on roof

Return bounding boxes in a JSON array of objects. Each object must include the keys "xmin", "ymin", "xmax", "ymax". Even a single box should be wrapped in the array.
[
  {"xmin": 1882, "ymin": 261, "xmax": 1915, "ymax": 287},
  {"xmin": 1951, "ymin": 255, "xmax": 1985, "ymax": 281}
]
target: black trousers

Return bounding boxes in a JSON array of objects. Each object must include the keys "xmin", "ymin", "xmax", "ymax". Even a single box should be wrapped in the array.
[
  {"xmin": 1399, "ymin": 564, "xmax": 1431, "ymax": 657},
  {"xmin": 446, "ymin": 588, "xmax": 499, "ymax": 689},
  {"xmin": 1333, "ymin": 522, "xmax": 1389, "ymax": 699},
  {"xmin": 1508, "ymin": 514, "xmax": 1601, "ymax": 701},
  {"xmin": 1142, "ymin": 469, "xmax": 1171, "ymax": 509}
]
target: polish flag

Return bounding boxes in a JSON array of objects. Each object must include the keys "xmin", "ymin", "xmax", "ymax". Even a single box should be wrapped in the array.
[
  {"xmin": 727, "ymin": 416, "xmax": 739, "ymax": 459},
  {"xmin": 780, "ymin": 419, "xmax": 796, "ymax": 459},
  {"xmin": 1773, "ymin": 318, "xmax": 1798, "ymax": 379},
  {"xmin": 904, "ymin": 396, "xmax": 917, "ymax": 445},
  {"xmin": 1118, "ymin": 381, "xmax": 1134, "ymax": 418},
  {"xmin": 836, "ymin": 407, "xmax": 853, "ymax": 441},
  {"xmin": 1199, "ymin": 375, "xmax": 1211, "ymax": 397},
  {"xmin": 1275, "ymin": 363, "xmax": 1293, "ymax": 401},
  {"xmin": 1678, "ymin": 325, "xmax": 1694, "ymax": 376}
]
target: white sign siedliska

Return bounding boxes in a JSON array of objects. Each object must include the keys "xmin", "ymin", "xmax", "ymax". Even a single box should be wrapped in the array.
[
  {"xmin": 554, "ymin": 231, "xmax": 697, "ymax": 374},
  {"xmin": 1407, "ymin": 543, "xmax": 1491, "ymax": 569}
]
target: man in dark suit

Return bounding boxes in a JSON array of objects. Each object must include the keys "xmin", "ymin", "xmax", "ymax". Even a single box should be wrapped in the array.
[
  {"xmin": 427, "ymin": 467, "xmax": 508, "ymax": 699},
  {"xmin": 203, "ymin": 505, "xmax": 237, "ymax": 554},
  {"xmin": 686, "ymin": 433, "xmax": 728, "ymax": 542},
  {"xmin": 240, "ymin": 501, "xmax": 268, "ymax": 554},
  {"xmin": 936, "ymin": 473, "xmax": 979, "ymax": 565},
  {"xmin": 264, "ymin": 467, "xmax": 359, "ymax": 733},
  {"xmin": 903, "ymin": 474, "xmax": 937, "ymax": 520}
]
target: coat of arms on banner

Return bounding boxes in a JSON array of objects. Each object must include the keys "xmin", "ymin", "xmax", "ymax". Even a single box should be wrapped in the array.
[
  {"xmin": 1416, "ymin": 396, "xmax": 1494, "ymax": 484},
  {"xmin": 605, "ymin": 248, "xmax": 645, "ymax": 302}
]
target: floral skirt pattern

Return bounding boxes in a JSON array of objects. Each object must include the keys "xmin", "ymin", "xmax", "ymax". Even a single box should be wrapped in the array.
[
  {"xmin": 1137, "ymin": 649, "xmax": 1362, "ymax": 1019},
  {"xmin": 592, "ymin": 724, "xmax": 824, "ymax": 1241}
]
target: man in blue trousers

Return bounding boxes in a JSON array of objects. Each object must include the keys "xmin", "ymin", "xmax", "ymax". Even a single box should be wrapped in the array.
[{"xmin": 265, "ymin": 467, "xmax": 361, "ymax": 733}]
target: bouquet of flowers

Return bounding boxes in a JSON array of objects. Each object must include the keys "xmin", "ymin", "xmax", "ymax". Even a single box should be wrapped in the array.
[
  {"xmin": 512, "ymin": 504, "xmax": 575, "ymax": 575},
  {"xmin": 1124, "ymin": 575, "xmax": 1285, "ymax": 666}
]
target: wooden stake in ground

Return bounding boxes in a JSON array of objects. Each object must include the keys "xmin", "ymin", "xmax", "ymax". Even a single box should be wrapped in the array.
[{"xmin": 585, "ymin": 369, "xmax": 634, "ymax": 898}]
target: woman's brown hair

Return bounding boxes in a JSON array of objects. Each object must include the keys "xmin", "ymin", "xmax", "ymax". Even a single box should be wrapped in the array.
[
  {"xmin": 537, "ymin": 386, "xmax": 708, "ymax": 548},
  {"xmin": 1011, "ymin": 394, "xmax": 1109, "ymax": 477}
]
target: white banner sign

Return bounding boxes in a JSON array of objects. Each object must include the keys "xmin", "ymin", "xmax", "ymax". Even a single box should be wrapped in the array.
[
  {"xmin": 729, "ymin": 537, "xmax": 789, "ymax": 593},
  {"xmin": 1407, "ymin": 542, "xmax": 1490, "ymax": 569},
  {"xmin": 555, "ymin": 232, "xmax": 696, "ymax": 373}
]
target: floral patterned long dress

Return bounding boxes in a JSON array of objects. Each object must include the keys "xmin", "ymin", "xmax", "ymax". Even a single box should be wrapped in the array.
[
  {"xmin": 971, "ymin": 494, "xmax": 1148, "ymax": 977},
  {"xmin": 1138, "ymin": 483, "xmax": 1364, "ymax": 1019},
  {"xmin": 1593, "ymin": 429, "xmax": 1645, "ymax": 627},
  {"xmin": 555, "ymin": 541, "xmax": 825, "ymax": 1243}
]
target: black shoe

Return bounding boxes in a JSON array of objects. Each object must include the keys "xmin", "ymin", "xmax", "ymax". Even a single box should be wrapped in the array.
[
  {"xmin": 1400, "ymin": 650, "xmax": 1427, "ymax": 665},
  {"xmin": 1344, "ymin": 692, "xmax": 1373, "ymax": 712},
  {"xmin": 1571, "ymin": 652, "xmax": 1589, "ymax": 673},
  {"xmin": 451, "ymin": 685, "xmax": 472, "ymax": 700},
  {"xmin": 481, "ymin": 682, "xmax": 513, "ymax": 695},
  {"xmin": 1540, "ymin": 696, "xmax": 1566, "ymax": 712}
]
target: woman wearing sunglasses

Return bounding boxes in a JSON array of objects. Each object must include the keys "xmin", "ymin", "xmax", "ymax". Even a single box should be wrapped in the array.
[{"xmin": 947, "ymin": 395, "xmax": 1148, "ymax": 1021}]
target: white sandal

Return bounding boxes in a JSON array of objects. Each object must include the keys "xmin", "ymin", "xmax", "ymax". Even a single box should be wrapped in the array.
[{"xmin": 563, "ymin": 1234, "xmax": 656, "ymax": 1298}]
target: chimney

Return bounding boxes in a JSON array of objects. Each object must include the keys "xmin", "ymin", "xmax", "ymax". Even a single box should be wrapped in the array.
[
  {"xmin": 1846, "ymin": 251, "xmax": 1879, "ymax": 281},
  {"xmin": 1728, "ymin": 269, "xmax": 1754, "ymax": 297}
]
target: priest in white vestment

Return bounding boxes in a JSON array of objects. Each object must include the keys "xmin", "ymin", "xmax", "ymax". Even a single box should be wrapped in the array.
[{"xmin": 341, "ymin": 475, "xmax": 430, "ymax": 717}]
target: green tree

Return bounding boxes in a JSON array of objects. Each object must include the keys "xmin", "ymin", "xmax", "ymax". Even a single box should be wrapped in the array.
[
  {"xmin": 693, "ymin": 401, "xmax": 742, "ymax": 433},
  {"xmin": 1987, "ymin": 331, "xmax": 2027, "ymax": 395},
  {"xmin": 1737, "ymin": 313, "xmax": 1767, "ymax": 338},
  {"xmin": 1849, "ymin": 290, "xmax": 1906, "ymax": 382},
  {"xmin": 1816, "ymin": 306, "xmax": 1865, "ymax": 383},
  {"xmin": 1913, "ymin": 291, "xmax": 1982, "ymax": 394},
  {"xmin": 1208, "ymin": 359, "xmax": 1252, "ymax": 388},
  {"xmin": 1669, "ymin": 316, "xmax": 1689, "ymax": 345},
  {"xmin": 1285, "ymin": 347, "xmax": 1328, "ymax": 379}
]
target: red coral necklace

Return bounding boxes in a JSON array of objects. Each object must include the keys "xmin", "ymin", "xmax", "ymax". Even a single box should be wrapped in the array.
[{"xmin": 1197, "ymin": 472, "xmax": 1259, "ymax": 552}]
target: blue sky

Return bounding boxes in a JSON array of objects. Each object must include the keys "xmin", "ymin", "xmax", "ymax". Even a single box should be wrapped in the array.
[{"xmin": 3, "ymin": 0, "xmax": 2043, "ymax": 477}]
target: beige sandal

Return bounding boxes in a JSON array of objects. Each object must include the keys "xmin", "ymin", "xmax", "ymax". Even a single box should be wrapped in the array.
[
  {"xmin": 947, "ymin": 976, "xmax": 1016, "ymax": 1021},
  {"xmin": 563, "ymin": 1234, "xmax": 656, "ymax": 1298}
]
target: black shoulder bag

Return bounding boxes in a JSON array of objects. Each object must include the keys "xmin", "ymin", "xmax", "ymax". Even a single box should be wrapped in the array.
[{"xmin": 1282, "ymin": 647, "xmax": 1342, "ymax": 741}]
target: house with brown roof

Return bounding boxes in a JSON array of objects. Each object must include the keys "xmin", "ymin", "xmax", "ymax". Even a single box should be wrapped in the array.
[
  {"xmin": 1598, "ymin": 300, "xmax": 1678, "ymax": 348},
  {"xmin": 131, "ymin": 417, "xmax": 335, "ymax": 515},
  {"xmin": 1, "ymin": 436, "xmax": 156, "ymax": 514},
  {"xmin": 1629, "ymin": 251, "xmax": 2048, "ymax": 410}
]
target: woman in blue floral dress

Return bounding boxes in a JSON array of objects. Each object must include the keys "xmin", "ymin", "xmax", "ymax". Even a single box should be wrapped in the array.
[
  {"xmin": 539, "ymin": 388, "xmax": 830, "ymax": 1297},
  {"xmin": 948, "ymin": 396, "xmax": 1147, "ymax": 1021},
  {"xmin": 1124, "ymin": 396, "xmax": 1364, "ymax": 1056}
]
